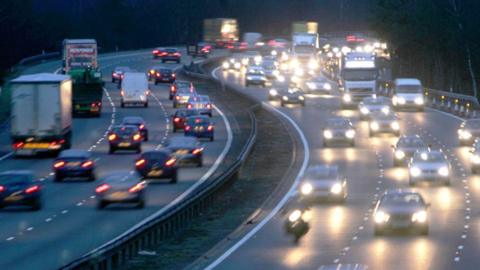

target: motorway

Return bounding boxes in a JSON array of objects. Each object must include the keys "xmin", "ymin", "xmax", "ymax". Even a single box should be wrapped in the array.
[
  {"xmin": 206, "ymin": 64, "xmax": 479, "ymax": 270},
  {"xmin": 0, "ymin": 50, "xmax": 233, "ymax": 269}
]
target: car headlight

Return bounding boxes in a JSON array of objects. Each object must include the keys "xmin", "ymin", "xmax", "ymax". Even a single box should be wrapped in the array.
[
  {"xmin": 277, "ymin": 75, "xmax": 285, "ymax": 82},
  {"xmin": 471, "ymin": 154, "xmax": 480, "ymax": 164},
  {"xmin": 414, "ymin": 97, "xmax": 424, "ymax": 105},
  {"xmin": 300, "ymin": 183, "xmax": 313, "ymax": 195},
  {"xmin": 381, "ymin": 106, "xmax": 390, "ymax": 114},
  {"xmin": 299, "ymin": 96, "xmax": 305, "ymax": 100},
  {"xmin": 254, "ymin": 56, "xmax": 262, "ymax": 62},
  {"xmin": 412, "ymin": 210, "xmax": 427, "ymax": 223},
  {"xmin": 307, "ymin": 82, "xmax": 317, "ymax": 90},
  {"xmin": 343, "ymin": 94, "xmax": 352, "ymax": 102},
  {"xmin": 222, "ymin": 62, "xmax": 230, "ymax": 69},
  {"xmin": 269, "ymin": 89, "xmax": 278, "ymax": 96},
  {"xmin": 374, "ymin": 211, "xmax": 390, "ymax": 223},
  {"xmin": 295, "ymin": 68, "xmax": 304, "ymax": 76},
  {"xmin": 391, "ymin": 121, "xmax": 400, "ymax": 130},
  {"xmin": 290, "ymin": 59, "xmax": 299, "ymax": 69},
  {"xmin": 397, "ymin": 97, "xmax": 406, "ymax": 104},
  {"xmin": 242, "ymin": 58, "xmax": 249, "ymax": 65},
  {"xmin": 323, "ymin": 130, "xmax": 333, "ymax": 139},
  {"xmin": 438, "ymin": 166, "xmax": 449, "ymax": 176},
  {"xmin": 234, "ymin": 62, "xmax": 241, "ymax": 69},
  {"xmin": 460, "ymin": 130, "xmax": 472, "ymax": 140},
  {"xmin": 360, "ymin": 107, "xmax": 370, "ymax": 115},
  {"xmin": 323, "ymin": 83, "xmax": 332, "ymax": 90},
  {"xmin": 345, "ymin": 129, "xmax": 355, "ymax": 138},
  {"xmin": 308, "ymin": 60, "xmax": 319, "ymax": 70},
  {"xmin": 273, "ymin": 70, "xmax": 280, "ymax": 76},
  {"xmin": 282, "ymin": 96, "xmax": 289, "ymax": 101},
  {"xmin": 330, "ymin": 183, "xmax": 343, "ymax": 194},
  {"xmin": 246, "ymin": 76, "xmax": 253, "ymax": 80},
  {"xmin": 370, "ymin": 121, "xmax": 379, "ymax": 131},
  {"xmin": 410, "ymin": 167, "xmax": 422, "ymax": 177},
  {"xmin": 289, "ymin": 209, "xmax": 302, "ymax": 222},
  {"xmin": 395, "ymin": 150, "xmax": 405, "ymax": 160},
  {"xmin": 271, "ymin": 50, "xmax": 278, "ymax": 56}
]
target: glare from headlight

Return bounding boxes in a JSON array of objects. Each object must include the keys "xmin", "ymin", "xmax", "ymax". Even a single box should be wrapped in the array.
[
  {"xmin": 370, "ymin": 121, "xmax": 379, "ymax": 131},
  {"xmin": 346, "ymin": 129, "xmax": 355, "ymax": 138},
  {"xmin": 324, "ymin": 130, "xmax": 333, "ymax": 139},
  {"xmin": 307, "ymin": 82, "xmax": 317, "ymax": 90},
  {"xmin": 269, "ymin": 89, "xmax": 278, "ymax": 96},
  {"xmin": 277, "ymin": 75, "xmax": 285, "ymax": 82},
  {"xmin": 412, "ymin": 210, "xmax": 427, "ymax": 223},
  {"xmin": 289, "ymin": 209, "xmax": 302, "ymax": 222},
  {"xmin": 299, "ymin": 96, "xmax": 305, "ymax": 100},
  {"xmin": 414, "ymin": 97, "xmax": 424, "ymax": 105},
  {"xmin": 291, "ymin": 59, "xmax": 300, "ymax": 69},
  {"xmin": 254, "ymin": 56, "xmax": 262, "ymax": 62},
  {"xmin": 246, "ymin": 76, "xmax": 253, "ymax": 80},
  {"xmin": 323, "ymin": 83, "xmax": 332, "ymax": 90},
  {"xmin": 330, "ymin": 183, "xmax": 343, "ymax": 194},
  {"xmin": 395, "ymin": 150, "xmax": 405, "ymax": 160},
  {"xmin": 360, "ymin": 107, "xmax": 370, "ymax": 115},
  {"xmin": 343, "ymin": 94, "xmax": 352, "ymax": 102},
  {"xmin": 397, "ymin": 97, "xmax": 406, "ymax": 104},
  {"xmin": 301, "ymin": 183, "xmax": 313, "ymax": 195},
  {"xmin": 271, "ymin": 50, "xmax": 278, "ymax": 56},
  {"xmin": 295, "ymin": 69, "xmax": 304, "ymax": 76},
  {"xmin": 308, "ymin": 60, "xmax": 319, "ymax": 70},
  {"xmin": 273, "ymin": 70, "xmax": 280, "ymax": 76},
  {"xmin": 410, "ymin": 167, "xmax": 422, "ymax": 177},
  {"xmin": 471, "ymin": 154, "xmax": 480, "ymax": 164},
  {"xmin": 382, "ymin": 106, "xmax": 390, "ymax": 114},
  {"xmin": 222, "ymin": 62, "xmax": 230, "ymax": 69},
  {"xmin": 391, "ymin": 121, "xmax": 400, "ymax": 130},
  {"xmin": 234, "ymin": 62, "xmax": 241, "ymax": 69},
  {"xmin": 374, "ymin": 211, "xmax": 390, "ymax": 223},
  {"xmin": 460, "ymin": 130, "xmax": 472, "ymax": 140},
  {"xmin": 438, "ymin": 166, "xmax": 449, "ymax": 176},
  {"xmin": 242, "ymin": 58, "xmax": 249, "ymax": 65},
  {"xmin": 282, "ymin": 96, "xmax": 288, "ymax": 101}
]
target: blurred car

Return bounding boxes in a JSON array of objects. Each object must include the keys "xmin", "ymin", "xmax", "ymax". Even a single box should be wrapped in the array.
[
  {"xmin": 135, "ymin": 150, "xmax": 178, "ymax": 182},
  {"xmin": 53, "ymin": 150, "xmax": 95, "ymax": 182},
  {"xmin": 358, "ymin": 96, "xmax": 392, "ymax": 120},
  {"xmin": 268, "ymin": 88, "xmax": 282, "ymax": 101},
  {"xmin": 245, "ymin": 66, "xmax": 267, "ymax": 87},
  {"xmin": 108, "ymin": 125, "xmax": 143, "ymax": 154},
  {"xmin": 392, "ymin": 135, "xmax": 429, "ymax": 166},
  {"xmin": 280, "ymin": 87, "xmax": 305, "ymax": 107},
  {"xmin": 322, "ymin": 118, "xmax": 356, "ymax": 147},
  {"xmin": 368, "ymin": 112, "xmax": 400, "ymax": 137},
  {"xmin": 152, "ymin": 47, "xmax": 181, "ymax": 63},
  {"xmin": 222, "ymin": 57, "xmax": 243, "ymax": 71},
  {"xmin": 197, "ymin": 42, "xmax": 212, "ymax": 57},
  {"xmin": 0, "ymin": 171, "xmax": 42, "ymax": 210},
  {"xmin": 227, "ymin": 41, "xmax": 247, "ymax": 52},
  {"xmin": 165, "ymin": 136, "xmax": 204, "ymax": 167},
  {"xmin": 149, "ymin": 67, "xmax": 176, "ymax": 84},
  {"xmin": 373, "ymin": 190, "xmax": 429, "ymax": 235},
  {"xmin": 111, "ymin": 66, "xmax": 130, "ymax": 83},
  {"xmin": 243, "ymin": 51, "xmax": 262, "ymax": 65},
  {"xmin": 408, "ymin": 150, "xmax": 451, "ymax": 186},
  {"xmin": 304, "ymin": 76, "xmax": 334, "ymax": 94},
  {"xmin": 458, "ymin": 119, "xmax": 480, "ymax": 146},
  {"xmin": 470, "ymin": 138, "xmax": 480, "ymax": 173},
  {"xmin": 262, "ymin": 60, "xmax": 279, "ymax": 79},
  {"xmin": 121, "ymin": 116, "xmax": 149, "ymax": 141},
  {"xmin": 170, "ymin": 80, "xmax": 195, "ymax": 100},
  {"xmin": 187, "ymin": 95, "xmax": 213, "ymax": 117},
  {"xmin": 392, "ymin": 78, "xmax": 424, "ymax": 111},
  {"xmin": 184, "ymin": 115, "xmax": 215, "ymax": 141},
  {"xmin": 298, "ymin": 165, "xmax": 347, "ymax": 203},
  {"xmin": 173, "ymin": 88, "xmax": 196, "ymax": 108},
  {"xmin": 172, "ymin": 109, "xmax": 200, "ymax": 132},
  {"xmin": 95, "ymin": 172, "xmax": 146, "ymax": 209}
]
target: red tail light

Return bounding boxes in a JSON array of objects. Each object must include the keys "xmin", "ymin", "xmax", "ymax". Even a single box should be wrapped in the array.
[
  {"xmin": 174, "ymin": 117, "xmax": 180, "ymax": 123},
  {"xmin": 0, "ymin": 186, "xmax": 5, "ymax": 192},
  {"xmin": 206, "ymin": 104, "xmax": 212, "ymax": 109},
  {"xmin": 156, "ymin": 73, "xmax": 161, "ymax": 77},
  {"xmin": 139, "ymin": 124, "xmax": 145, "ymax": 130},
  {"xmin": 135, "ymin": 159, "xmax": 146, "ymax": 168},
  {"xmin": 192, "ymin": 148, "xmax": 203, "ymax": 155},
  {"xmin": 13, "ymin": 142, "xmax": 24, "ymax": 149},
  {"xmin": 160, "ymin": 52, "xmax": 168, "ymax": 56},
  {"xmin": 187, "ymin": 104, "xmax": 193, "ymax": 109},
  {"xmin": 53, "ymin": 161, "xmax": 66, "ymax": 169},
  {"xmin": 175, "ymin": 96, "xmax": 180, "ymax": 100},
  {"xmin": 49, "ymin": 141, "xmax": 58, "ymax": 147},
  {"xmin": 108, "ymin": 134, "xmax": 117, "ymax": 141},
  {"xmin": 207, "ymin": 125, "xmax": 214, "ymax": 131},
  {"xmin": 25, "ymin": 185, "xmax": 40, "ymax": 194},
  {"xmin": 81, "ymin": 160, "xmax": 94, "ymax": 168},
  {"xmin": 133, "ymin": 134, "xmax": 142, "ymax": 141},
  {"xmin": 129, "ymin": 182, "xmax": 144, "ymax": 193},
  {"xmin": 165, "ymin": 158, "xmax": 176, "ymax": 167},
  {"xmin": 174, "ymin": 52, "xmax": 181, "ymax": 56},
  {"xmin": 152, "ymin": 50, "xmax": 159, "ymax": 54},
  {"xmin": 120, "ymin": 91, "xmax": 125, "ymax": 96},
  {"xmin": 91, "ymin": 102, "xmax": 97, "ymax": 107},
  {"xmin": 96, "ymin": 184, "xmax": 110, "ymax": 193},
  {"xmin": 185, "ymin": 126, "xmax": 191, "ymax": 131},
  {"xmin": 97, "ymin": 102, "xmax": 102, "ymax": 107},
  {"xmin": 171, "ymin": 85, "xmax": 176, "ymax": 91},
  {"xmin": 172, "ymin": 74, "xmax": 176, "ymax": 77}
]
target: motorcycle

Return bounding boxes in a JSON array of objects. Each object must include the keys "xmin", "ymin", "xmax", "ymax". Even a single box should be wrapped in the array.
[{"xmin": 284, "ymin": 208, "xmax": 311, "ymax": 243}]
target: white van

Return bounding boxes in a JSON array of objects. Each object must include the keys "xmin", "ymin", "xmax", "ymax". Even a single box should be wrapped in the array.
[
  {"xmin": 120, "ymin": 72, "xmax": 149, "ymax": 107},
  {"xmin": 392, "ymin": 78, "xmax": 424, "ymax": 111}
]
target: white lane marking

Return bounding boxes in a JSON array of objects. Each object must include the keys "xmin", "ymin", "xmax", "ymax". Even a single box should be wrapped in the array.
[
  {"xmin": 0, "ymin": 152, "xmax": 12, "ymax": 161},
  {"xmin": 212, "ymin": 66, "xmax": 221, "ymax": 80},
  {"xmin": 54, "ymin": 67, "xmax": 62, "ymax": 74},
  {"xmin": 426, "ymin": 108, "xmax": 464, "ymax": 121},
  {"xmin": 205, "ymin": 102, "xmax": 310, "ymax": 270}
]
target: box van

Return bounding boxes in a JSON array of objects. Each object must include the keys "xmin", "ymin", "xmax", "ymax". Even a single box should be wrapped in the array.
[
  {"xmin": 392, "ymin": 78, "xmax": 424, "ymax": 111},
  {"xmin": 120, "ymin": 72, "xmax": 149, "ymax": 107}
]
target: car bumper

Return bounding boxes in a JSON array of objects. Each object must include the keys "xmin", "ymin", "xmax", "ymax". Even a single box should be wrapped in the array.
[
  {"xmin": 137, "ymin": 167, "xmax": 176, "ymax": 179},
  {"xmin": 55, "ymin": 168, "xmax": 93, "ymax": 177},
  {"xmin": 110, "ymin": 142, "xmax": 141, "ymax": 149},
  {"xmin": 1, "ymin": 194, "xmax": 40, "ymax": 205},
  {"xmin": 185, "ymin": 131, "xmax": 214, "ymax": 138},
  {"xmin": 98, "ymin": 192, "xmax": 142, "ymax": 203}
]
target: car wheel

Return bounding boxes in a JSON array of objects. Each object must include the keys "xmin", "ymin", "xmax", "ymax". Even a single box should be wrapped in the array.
[
  {"xmin": 208, "ymin": 113, "xmax": 212, "ymax": 117},
  {"xmin": 369, "ymin": 131, "xmax": 374, "ymax": 137},
  {"xmin": 109, "ymin": 147, "xmax": 115, "ymax": 154},
  {"xmin": 171, "ymin": 172, "xmax": 178, "ymax": 184},
  {"xmin": 444, "ymin": 180, "xmax": 451, "ymax": 186},
  {"xmin": 97, "ymin": 201, "xmax": 107, "ymax": 209},
  {"xmin": 111, "ymin": 78, "xmax": 115, "ymax": 83},
  {"xmin": 136, "ymin": 200, "xmax": 145, "ymax": 209},
  {"xmin": 349, "ymin": 141, "xmax": 355, "ymax": 147},
  {"xmin": 54, "ymin": 174, "xmax": 63, "ymax": 182},
  {"xmin": 144, "ymin": 134, "xmax": 149, "ymax": 141},
  {"xmin": 301, "ymin": 101, "xmax": 305, "ymax": 107},
  {"xmin": 281, "ymin": 101, "xmax": 285, "ymax": 107},
  {"xmin": 154, "ymin": 80, "xmax": 158, "ymax": 85},
  {"xmin": 322, "ymin": 141, "xmax": 328, "ymax": 147},
  {"xmin": 173, "ymin": 127, "xmax": 177, "ymax": 133}
]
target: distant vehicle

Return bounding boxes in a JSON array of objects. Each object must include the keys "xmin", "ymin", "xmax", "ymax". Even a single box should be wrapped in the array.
[
  {"xmin": 165, "ymin": 136, "xmax": 204, "ymax": 167},
  {"xmin": 262, "ymin": 60, "xmax": 279, "ymax": 79},
  {"xmin": 392, "ymin": 135, "xmax": 429, "ymax": 167},
  {"xmin": 108, "ymin": 125, "xmax": 143, "ymax": 154},
  {"xmin": 187, "ymin": 95, "xmax": 213, "ymax": 117},
  {"xmin": 408, "ymin": 150, "xmax": 451, "ymax": 186},
  {"xmin": 368, "ymin": 112, "xmax": 400, "ymax": 137},
  {"xmin": 173, "ymin": 88, "xmax": 196, "ymax": 108},
  {"xmin": 111, "ymin": 66, "xmax": 130, "ymax": 83},
  {"xmin": 170, "ymin": 81, "xmax": 195, "ymax": 100},
  {"xmin": 280, "ymin": 87, "xmax": 306, "ymax": 107},
  {"xmin": 322, "ymin": 118, "xmax": 356, "ymax": 147},
  {"xmin": 172, "ymin": 109, "xmax": 200, "ymax": 132},
  {"xmin": 340, "ymin": 52, "xmax": 377, "ymax": 109},
  {"xmin": 227, "ymin": 41, "xmax": 248, "ymax": 52},
  {"xmin": 458, "ymin": 119, "xmax": 480, "ymax": 146},
  {"xmin": 197, "ymin": 42, "xmax": 212, "ymax": 57},
  {"xmin": 147, "ymin": 67, "xmax": 176, "ymax": 84},
  {"xmin": 298, "ymin": 165, "xmax": 347, "ymax": 203},
  {"xmin": 373, "ymin": 190, "xmax": 429, "ymax": 235},
  {"xmin": 292, "ymin": 21, "xmax": 318, "ymax": 34},
  {"xmin": 53, "ymin": 150, "xmax": 95, "ymax": 182},
  {"xmin": 469, "ymin": 138, "xmax": 480, "ymax": 173},
  {"xmin": 95, "ymin": 172, "xmax": 146, "ymax": 209},
  {"xmin": 304, "ymin": 76, "xmax": 333, "ymax": 94},
  {"xmin": 120, "ymin": 72, "xmax": 149, "ymax": 107},
  {"xmin": 121, "ymin": 116, "xmax": 149, "ymax": 141},
  {"xmin": 203, "ymin": 18, "xmax": 239, "ymax": 48},
  {"xmin": 392, "ymin": 78, "xmax": 424, "ymax": 111},
  {"xmin": 135, "ymin": 150, "xmax": 178, "ymax": 182},
  {"xmin": 184, "ymin": 115, "xmax": 215, "ymax": 141},
  {"xmin": 152, "ymin": 48, "xmax": 181, "ymax": 63},
  {"xmin": 0, "ymin": 171, "xmax": 42, "ymax": 210},
  {"xmin": 358, "ymin": 96, "xmax": 392, "ymax": 120},
  {"xmin": 243, "ymin": 51, "xmax": 263, "ymax": 66},
  {"xmin": 222, "ymin": 57, "xmax": 242, "ymax": 71},
  {"xmin": 245, "ymin": 67, "xmax": 267, "ymax": 87},
  {"xmin": 10, "ymin": 74, "xmax": 72, "ymax": 156},
  {"xmin": 243, "ymin": 32, "xmax": 263, "ymax": 49},
  {"xmin": 284, "ymin": 207, "xmax": 310, "ymax": 243}
]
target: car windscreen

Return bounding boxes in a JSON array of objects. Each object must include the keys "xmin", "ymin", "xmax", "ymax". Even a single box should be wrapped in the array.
[
  {"xmin": 381, "ymin": 193, "xmax": 423, "ymax": 206},
  {"xmin": 0, "ymin": 174, "xmax": 31, "ymax": 185},
  {"xmin": 327, "ymin": 119, "xmax": 349, "ymax": 128},
  {"xmin": 363, "ymin": 98, "xmax": 389, "ymax": 105},
  {"xmin": 413, "ymin": 152, "xmax": 445, "ymax": 162},
  {"xmin": 142, "ymin": 152, "xmax": 169, "ymax": 161},
  {"xmin": 342, "ymin": 69, "xmax": 377, "ymax": 81},
  {"xmin": 398, "ymin": 138, "xmax": 426, "ymax": 148},
  {"xmin": 396, "ymin": 85, "xmax": 422, "ymax": 93},
  {"xmin": 112, "ymin": 127, "xmax": 137, "ymax": 135}
]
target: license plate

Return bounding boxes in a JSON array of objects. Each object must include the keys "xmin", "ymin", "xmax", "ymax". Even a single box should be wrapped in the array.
[
  {"xmin": 175, "ymin": 150, "xmax": 189, "ymax": 155},
  {"xmin": 67, "ymin": 162, "xmax": 81, "ymax": 167},
  {"xmin": 195, "ymin": 127, "xmax": 204, "ymax": 132},
  {"xmin": 119, "ymin": 142, "xmax": 131, "ymax": 147},
  {"xmin": 110, "ymin": 192, "xmax": 128, "ymax": 200},
  {"xmin": 147, "ymin": 170, "xmax": 163, "ymax": 177},
  {"xmin": 24, "ymin": 143, "xmax": 49, "ymax": 149},
  {"xmin": 5, "ymin": 195, "xmax": 23, "ymax": 202}
]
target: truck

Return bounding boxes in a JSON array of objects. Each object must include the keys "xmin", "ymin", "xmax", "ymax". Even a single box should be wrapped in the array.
[
  {"xmin": 291, "ymin": 32, "xmax": 319, "ymax": 70},
  {"xmin": 243, "ymin": 32, "xmax": 263, "ymax": 49},
  {"xmin": 292, "ymin": 21, "xmax": 318, "ymax": 34},
  {"xmin": 10, "ymin": 73, "xmax": 72, "ymax": 156},
  {"xmin": 62, "ymin": 39, "xmax": 103, "ymax": 117},
  {"xmin": 203, "ymin": 18, "xmax": 239, "ymax": 48},
  {"xmin": 339, "ymin": 52, "xmax": 378, "ymax": 109}
]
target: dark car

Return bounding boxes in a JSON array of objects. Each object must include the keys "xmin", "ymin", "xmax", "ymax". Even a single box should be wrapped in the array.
[
  {"xmin": 187, "ymin": 95, "xmax": 213, "ymax": 117},
  {"xmin": 165, "ymin": 136, "xmax": 203, "ymax": 167},
  {"xmin": 135, "ymin": 150, "xmax": 178, "ymax": 182},
  {"xmin": 170, "ymin": 80, "xmax": 195, "ymax": 100},
  {"xmin": 392, "ymin": 135, "xmax": 429, "ymax": 166},
  {"xmin": 152, "ymin": 48, "xmax": 181, "ymax": 63},
  {"xmin": 197, "ymin": 42, "xmax": 212, "ymax": 57},
  {"xmin": 148, "ymin": 66, "xmax": 176, "ymax": 84},
  {"xmin": 173, "ymin": 87, "xmax": 196, "ymax": 108},
  {"xmin": 53, "ymin": 149, "xmax": 95, "ymax": 182},
  {"xmin": 95, "ymin": 172, "xmax": 147, "ymax": 209},
  {"xmin": 184, "ymin": 115, "xmax": 215, "ymax": 141},
  {"xmin": 458, "ymin": 119, "xmax": 480, "ymax": 146},
  {"xmin": 108, "ymin": 125, "xmax": 143, "ymax": 154},
  {"xmin": 121, "ymin": 116, "xmax": 149, "ymax": 141},
  {"xmin": 469, "ymin": 138, "xmax": 480, "ymax": 173},
  {"xmin": 111, "ymin": 66, "xmax": 130, "ymax": 83},
  {"xmin": 0, "ymin": 171, "xmax": 42, "ymax": 210},
  {"xmin": 280, "ymin": 87, "xmax": 306, "ymax": 107},
  {"xmin": 172, "ymin": 109, "xmax": 200, "ymax": 132}
]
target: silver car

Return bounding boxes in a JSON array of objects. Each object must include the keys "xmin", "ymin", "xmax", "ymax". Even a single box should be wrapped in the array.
[
  {"xmin": 187, "ymin": 95, "xmax": 213, "ymax": 117},
  {"xmin": 298, "ymin": 165, "xmax": 347, "ymax": 203},
  {"xmin": 304, "ymin": 77, "xmax": 334, "ymax": 94},
  {"xmin": 458, "ymin": 119, "xmax": 480, "ymax": 146},
  {"xmin": 392, "ymin": 135, "xmax": 429, "ymax": 166},
  {"xmin": 368, "ymin": 112, "xmax": 400, "ymax": 137},
  {"xmin": 408, "ymin": 150, "xmax": 451, "ymax": 186},
  {"xmin": 173, "ymin": 88, "xmax": 196, "ymax": 108},
  {"xmin": 245, "ymin": 67, "xmax": 267, "ymax": 87},
  {"xmin": 95, "ymin": 172, "xmax": 147, "ymax": 209},
  {"xmin": 358, "ymin": 96, "xmax": 392, "ymax": 120},
  {"xmin": 373, "ymin": 189, "xmax": 429, "ymax": 235},
  {"xmin": 280, "ymin": 87, "xmax": 305, "ymax": 106},
  {"xmin": 322, "ymin": 118, "xmax": 356, "ymax": 147}
]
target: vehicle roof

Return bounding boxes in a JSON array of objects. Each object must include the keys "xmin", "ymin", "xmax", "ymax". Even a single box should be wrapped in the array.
[
  {"xmin": 59, "ymin": 149, "xmax": 90, "ymax": 158},
  {"xmin": 395, "ymin": 78, "xmax": 422, "ymax": 85},
  {"xmin": 383, "ymin": 189, "xmax": 420, "ymax": 195},
  {"xmin": 142, "ymin": 149, "xmax": 172, "ymax": 156},
  {"xmin": 370, "ymin": 112, "xmax": 396, "ymax": 119},
  {"xmin": 112, "ymin": 125, "xmax": 139, "ymax": 131},
  {"xmin": 122, "ymin": 116, "xmax": 144, "ymax": 123},
  {"xmin": 306, "ymin": 165, "xmax": 339, "ymax": 178},
  {"xmin": 11, "ymin": 73, "xmax": 70, "ymax": 83}
]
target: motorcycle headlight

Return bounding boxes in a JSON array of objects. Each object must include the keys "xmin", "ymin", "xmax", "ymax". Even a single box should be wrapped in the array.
[
  {"xmin": 414, "ymin": 97, "xmax": 424, "ymax": 105},
  {"xmin": 395, "ymin": 150, "xmax": 405, "ymax": 160},
  {"xmin": 323, "ymin": 83, "xmax": 332, "ymax": 90},
  {"xmin": 330, "ymin": 183, "xmax": 343, "ymax": 194},
  {"xmin": 438, "ymin": 166, "xmax": 449, "ymax": 176},
  {"xmin": 343, "ymin": 94, "xmax": 352, "ymax": 102},
  {"xmin": 374, "ymin": 211, "xmax": 390, "ymax": 223},
  {"xmin": 412, "ymin": 210, "xmax": 427, "ymax": 223},
  {"xmin": 323, "ymin": 130, "xmax": 333, "ymax": 139},
  {"xmin": 410, "ymin": 167, "xmax": 422, "ymax": 177},
  {"xmin": 391, "ymin": 121, "xmax": 400, "ymax": 130},
  {"xmin": 370, "ymin": 121, "xmax": 379, "ymax": 131},
  {"xmin": 346, "ymin": 129, "xmax": 355, "ymax": 138},
  {"xmin": 301, "ymin": 183, "xmax": 313, "ymax": 195},
  {"xmin": 269, "ymin": 89, "xmax": 278, "ymax": 96},
  {"xmin": 289, "ymin": 209, "xmax": 302, "ymax": 222},
  {"xmin": 360, "ymin": 107, "xmax": 370, "ymax": 115}
]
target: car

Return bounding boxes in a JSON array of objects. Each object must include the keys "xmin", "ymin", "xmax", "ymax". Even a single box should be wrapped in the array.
[
  {"xmin": 149, "ymin": 67, "xmax": 176, "ymax": 84},
  {"xmin": 408, "ymin": 150, "xmax": 451, "ymax": 186},
  {"xmin": 358, "ymin": 96, "xmax": 392, "ymax": 120},
  {"xmin": 262, "ymin": 60, "xmax": 279, "ymax": 79},
  {"xmin": 170, "ymin": 80, "xmax": 195, "ymax": 100},
  {"xmin": 469, "ymin": 138, "xmax": 480, "ymax": 173},
  {"xmin": 392, "ymin": 135, "xmax": 429, "ymax": 166},
  {"xmin": 121, "ymin": 116, "xmax": 149, "ymax": 141},
  {"xmin": 53, "ymin": 150, "xmax": 95, "ymax": 182},
  {"xmin": 184, "ymin": 115, "xmax": 215, "ymax": 141},
  {"xmin": 280, "ymin": 87, "xmax": 306, "ymax": 107},
  {"xmin": 298, "ymin": 165, "xmax": 347, "ymax": 203},
  {"xmin": 173, "ymin": 87, "xmax": 196, "ymax": 108},
  {"xmin": 243, "ymin": 51, "xmax": 262, "ymax": 66},
  {"xmin": 268, "ymin": 88, "xmax": 282, "ymax": 101},
  {"xmin": 227, "ymin": 41, "xmax": 247, "ymax": 52},
  {"xmin": 304, "ymin": 76, "xmax": 334, "ymax": 94},
  {"xmin": 458, "ymin": 119, "xmax": 480, "ymax": 146},
  {"xmin": 135, "ymin": 150, "xmax": 178, "ymax": 182},
  {"xmin": 0, "ymin": 171, "xmax": 42, "ymax": 210},
  {"xmin": 152, "ymin": 47, "xmax": 181, "ymax": 63},
  {"xmin": 172, "ymin": 109, "xmax": 201, "ymax": 132},
  {"xmin": 245, "ymin": 67, "xmax": 267, "ymax": 87},
  {"xmin": 373, "ymin": 190, "xmax": 429, "ymax": 235},
  {"xmin": 322, "ymin": 118, "xmax": 356, "ymax": 147},
  {"xmin": 108, "ymin": 125, "xmax": 143, "ymax": 154},
  {"xmin": 368, "ymin": 112, "xmax": 400, "ymax": 137},
  {"xmin": 197, "ymin": 42, "xmax": 212, "ymax": 57},
  {"xmin": 95, "ymin": 172, "xmax": 147, "ymax": 209},
  {"xmin": 165, "ymin": 136, "xmax": 204, "ymax": 167},
  {"xmin": 222, "ymin": 57, "xmax": 243, "ymax": 71},
  {"xmin": 111, "ymin": 66, "xmax": 130, "ymax": 83},
  {"xmin": 187, "ymin": 95, "xmax": 213, "ymax": 117},
  {"xmin": 392, "ymin": 78, "xmax": 425, "ymax": 111}
]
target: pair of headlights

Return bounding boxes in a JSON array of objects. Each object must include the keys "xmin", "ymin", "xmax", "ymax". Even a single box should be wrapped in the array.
[
  {"xmin": 374, "ymin": 210, "xmax": 427, "ymax": 223},
  {"xmin": 300, "ymin": 182, "xmax": 343, "ymax": 195},
  {"xmin": 370, "ymin": 121, "xmax": 399, "ymax": 131},
  {"xmin": 409, "ymin": 166, "xmax": 449, "ymax": 177},
  {"xmin": 323, "ymin": 129, "xmax": 355, "ymax": 139}
]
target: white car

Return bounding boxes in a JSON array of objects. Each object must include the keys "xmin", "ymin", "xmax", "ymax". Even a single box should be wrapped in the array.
[
  {"xmin": 359, "ymin": 96, "xmax": 392, "ymax": 120},
  {"xmin": 245, "ymin": 67, "xmax": 267, "ymax": 87},
  {"xmin": 299, "ymin": 165, "xmax": 347, "ymax": 203},
  {"xmin": 408, "ymin": 150, "xmax": 451, "ymax": 186},
  {"xmin": 392, "ymin": 78, "xmax": 425, "ymax": 111},
  {"xmin": 304, "ymin": 77, "xmax": 333, "ymax": 94},
  {"xmin": 322, "ymin": 118, "xmax": 356, "ymax": 147},
  {"xmin": 392, "ymin": 135, "xmax": 429, "ymax": 166},
  {"xmin": 368, "ymin": 112, "xmax": 400, "ymax": 137}
]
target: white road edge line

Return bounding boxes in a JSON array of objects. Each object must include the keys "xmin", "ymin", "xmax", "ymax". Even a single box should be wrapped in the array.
[
  {"xmin": 0, "ymin": 152, "xmax": 13, "ymax": 161},
  {"xmin": 426, "ymin": 107, "xmax": 465, "ymax": 122},
  {"xmin": 204, "ymin": 67, "xmax": 310, "ymax": 270}
]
